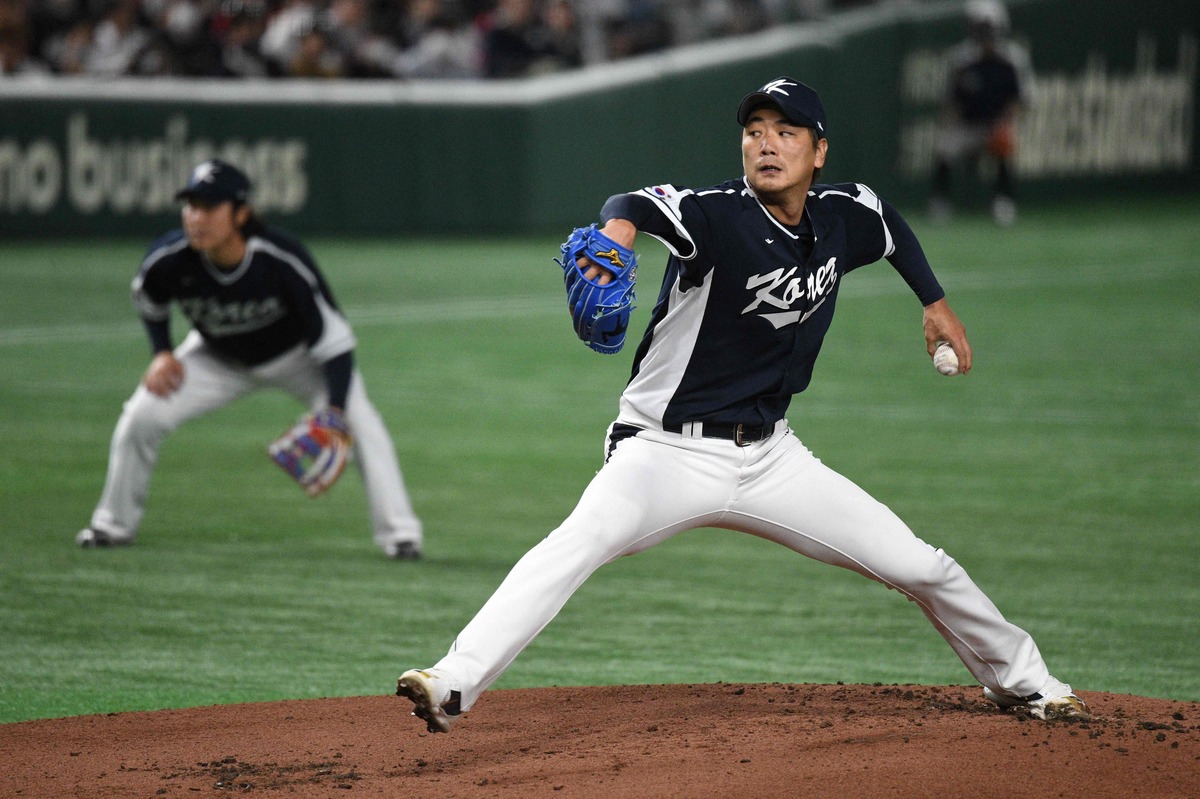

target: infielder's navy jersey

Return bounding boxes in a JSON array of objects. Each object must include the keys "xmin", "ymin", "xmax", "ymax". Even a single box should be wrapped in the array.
[
  {"xmin": 132, "ymin": 227, "xmax": 355, "ymax": 366},
  {"xmin": 604, "ymin": 178, "xmax": 944, "ymax": 431},
  {"xmin": 946, "ymin": 40, "xmax": 1030, "ymax": 124}
]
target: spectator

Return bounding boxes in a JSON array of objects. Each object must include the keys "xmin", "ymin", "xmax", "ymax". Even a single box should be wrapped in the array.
[
  {"xmin": 211, "ymin": 1, "xmax": 271, "ymax": 78},
  {"xmin": 142, "ymin": 0, "xmax": 215, "ymax": 75},
  {"xmin": 666, "ymin": 0, "xmax": 774, "ymax": 46},
  {"xmin": 11, "ymin": 0, "xmax": 922, "ymax": 80},
  {"xmin": 42, "ymin": 16, "xmax": 95, "ymax": 74},
  {"xmin": 387, "ymin": 0, "xmax": 480, "ymax": 79},
  {"xmin": 83, "ymin": 0, "xmax": 152, "ymax": 75},
  {"xmin": 258, "ymin": 0, "xmax": 316, "ymax": 74},
  {"xmin": 28, "ymin": 0, "xmax": 88, "ymax": 68},
  {"xmin": 322, "ymin": 0, "xmax": 396, "ymax": 77},
  {"xmin": 481, "ymin": 0, "xmax": 579, "ymax": 78},
  {"xmin": 539, "ymin": 0, "xmax": 580, "ymax": 72},
  {"xmin": 604, "ymin": 0, "xmax": 671, "ymax": 60},
  {"xmin": 0, "ymin": 4, "xmax": 53, "ymax": 77},
  {"xmin": 286, "ymin": 25, "xmax": 344, "ymax": 76}
]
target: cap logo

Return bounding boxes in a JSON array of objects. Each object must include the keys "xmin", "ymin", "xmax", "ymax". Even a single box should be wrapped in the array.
[
  {"xmin": 191, "ymin": 162, "xmax": 219, "ymax": 184},
  {"xmin": 760, "ymin": 78, "xmax": 797, "ymax": 96}
]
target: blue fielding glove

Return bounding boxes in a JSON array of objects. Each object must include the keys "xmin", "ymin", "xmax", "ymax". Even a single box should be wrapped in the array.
[{"xmin": 555, "ymin": 224, "xmax": 638, "ymax": 354}]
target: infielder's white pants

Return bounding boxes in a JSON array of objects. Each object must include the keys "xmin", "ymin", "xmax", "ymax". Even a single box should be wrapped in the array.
[
  {"xmin": 90, "ymin": 331, "xmax": 422, "ymax": 551},
  {"xmin": 435, "ymin": 423, "xmax": 1049, "ymax": 710},
  {"xmin": 934, "ymin": 121, "xmax": 993, "ymax": 161}
]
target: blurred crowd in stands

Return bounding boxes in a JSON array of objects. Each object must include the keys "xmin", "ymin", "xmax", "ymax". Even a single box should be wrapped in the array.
[{"xmin": 0, "ymin": 0, "xmax": 910, "ymax": 80}]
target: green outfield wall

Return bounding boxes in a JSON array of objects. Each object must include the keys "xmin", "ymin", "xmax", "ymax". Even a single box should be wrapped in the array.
[{"xmin": 0, "ymin": 0, "xmax": 1194, "ymax": 238}]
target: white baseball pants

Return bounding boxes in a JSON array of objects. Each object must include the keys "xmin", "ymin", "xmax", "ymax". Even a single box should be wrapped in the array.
[
  {"xmin": 89, "ymin": 331, "xmax": 422, "ymax": 551},
  {"xmin": 434, "ymin": 422, "xmax": 1049, "ymax": 710}
]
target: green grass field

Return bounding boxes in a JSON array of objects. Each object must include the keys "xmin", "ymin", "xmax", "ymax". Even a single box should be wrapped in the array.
[{"xmin": 2, "ymin": 196, "xmax": 1197, "ymax": 724}]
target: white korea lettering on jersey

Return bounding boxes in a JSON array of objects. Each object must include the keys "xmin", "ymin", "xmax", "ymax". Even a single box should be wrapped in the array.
[
  {"xmin": 617, "ymin": 179, "xmax": 896, "ymax": 432},
  {"xmin": 131, "ymin": 229, "xmax": 355, "ymax": 366}
]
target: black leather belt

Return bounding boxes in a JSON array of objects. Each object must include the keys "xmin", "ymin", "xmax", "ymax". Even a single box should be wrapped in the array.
[{"xmin": 665, "ymin": 421, "xmax": 774, "ymax": 447}]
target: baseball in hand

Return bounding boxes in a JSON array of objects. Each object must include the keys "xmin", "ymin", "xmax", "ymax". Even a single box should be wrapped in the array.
[{"xmin": 933, "ymin": 342, "xmax": 959, "ymax": 376}]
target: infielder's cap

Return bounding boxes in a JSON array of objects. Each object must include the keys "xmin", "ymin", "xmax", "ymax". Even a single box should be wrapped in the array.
[
  {"xmin": 175, "ymin": 159, "xmax": 252, "ymax": 204},
  {"xmin": 736, "ymin": 77, "xmax": 827, "ymax": 137},
  {"xmin": 966, "ymin": 0, "xmax": 1009, "ymax": 32}
]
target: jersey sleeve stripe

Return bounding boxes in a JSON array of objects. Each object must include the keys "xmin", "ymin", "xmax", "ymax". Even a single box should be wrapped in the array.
[
  {"xmin": 131, "ymin": 237, "xmax": 188, "ymax": 321},
  {"xmin": 632, "ymin": 185, "xmax": 699, "ymax": 260},
  {"xmin": 815, "ymin": 184, "xmax": 895, "ymax": 258},
  {"xmin": 252, "ymin": 238, "xmax": 357, "ymax": 361}
]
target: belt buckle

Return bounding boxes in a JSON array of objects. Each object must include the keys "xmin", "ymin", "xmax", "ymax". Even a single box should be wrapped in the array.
[{"xmin": 734, "ymin": 423, "xmax": 749, "ymax": 447}]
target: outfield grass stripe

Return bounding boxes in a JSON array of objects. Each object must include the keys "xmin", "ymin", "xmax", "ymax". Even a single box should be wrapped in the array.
[
  {"xmin": 2, "ymin": 260, "xmax": 1186, "ymax": 348},
  {"xmin": 347, "ymin": 295, "xmax": 556, "ymax": 324},
  {"xmin": 0, "ymin": 322, "xmax": 142, "ymax": 345},
  {"xmin": 0, "ymin": 297, "xmax": 560, "ymax": 347},
  {"xmin": 794, "ymin": 400, "xmax": 1198, "ymax": 429},
  {"xmin": 841, "ymin": 258, "xmax": 1186, "ymax": 296}
]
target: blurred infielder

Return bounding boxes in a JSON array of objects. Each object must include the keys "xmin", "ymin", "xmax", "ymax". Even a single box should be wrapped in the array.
[
  {"xmin": 397, "ymin": 77, "xmax": 1088, "ymax": 730},
  {"xmin": 930, "ymin": 0, "xmax": 1032, "ymax": 225},
  {"xmin": 78, "ymin": 159, "xmax": 424, "ymax": 559}
]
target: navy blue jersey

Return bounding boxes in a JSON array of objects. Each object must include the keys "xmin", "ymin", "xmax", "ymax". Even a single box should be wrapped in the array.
[
  {"xmin": 602, "ymin": 178, "xmax": 944, "ymax": 431},
  {"xmin": 946, "ymin": 40, "xmax": 1030, "ymax": 124},
  {"xmin": 132, "ymin": 226, "xmax": 355, "ymax": 366}
]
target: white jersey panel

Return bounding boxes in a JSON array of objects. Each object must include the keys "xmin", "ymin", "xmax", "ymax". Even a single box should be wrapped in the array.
[{"xmin": 618, "ymin": 274, "xmax": 714, "ymax": 430}]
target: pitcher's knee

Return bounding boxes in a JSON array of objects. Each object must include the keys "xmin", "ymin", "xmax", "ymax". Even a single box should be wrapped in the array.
[
  {"xmin": 884, "ymin": 546, "xmax": 957, "ymax": 593},
  {"xmin": 547, "ymin": 517, "xmax": 640, "ymax": 565}
]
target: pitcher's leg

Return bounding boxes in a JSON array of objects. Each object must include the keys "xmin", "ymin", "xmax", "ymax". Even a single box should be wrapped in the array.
[
  {"xmin": 433, "ymin": 504, "xmax": 626, "ymax": 711},
  {"xmin": 731, "ymin": 435, "xmax": 1049, "ymax": 697},
  {"xmin": 433, "ymin": 434, "xmax": 733, "ymax": 711}
]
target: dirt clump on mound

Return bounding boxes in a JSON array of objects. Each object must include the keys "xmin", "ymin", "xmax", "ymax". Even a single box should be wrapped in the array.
[{"xmin": 1, "ymin": 683, "xmax": 1197, "ymax": 798}]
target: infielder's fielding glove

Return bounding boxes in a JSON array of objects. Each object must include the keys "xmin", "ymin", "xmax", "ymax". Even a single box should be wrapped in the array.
[
  {"xmin": 268, "ymin": 409, "xmax": 352, "ymax": 497},
  {"xmin": 987, "ymin": 122, "xmax": 1016, "ymax": 159},
  {"xmin": 556, "ymin": 224, "xmax": 637, "ymax": 354}
]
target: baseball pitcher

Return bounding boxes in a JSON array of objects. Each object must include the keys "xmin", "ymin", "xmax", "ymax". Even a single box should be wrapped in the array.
[{"xmin": 396, "ymin": 77, "xmax": 1088, "ymax": 732}]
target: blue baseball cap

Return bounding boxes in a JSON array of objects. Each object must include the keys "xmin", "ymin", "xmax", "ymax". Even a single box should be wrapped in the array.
[
  {"xmin": 736, "ymin": 77, "xmax": 827, "ymax": 137},
  {"xmin": 175, "ymin": 159, "xmax": 252, "ymax": 204}
]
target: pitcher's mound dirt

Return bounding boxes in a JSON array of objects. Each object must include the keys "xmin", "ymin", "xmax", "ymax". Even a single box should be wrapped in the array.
[{"xmin": 2, "ymin": 683, "xmax": 1197, "ymax": 798}]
